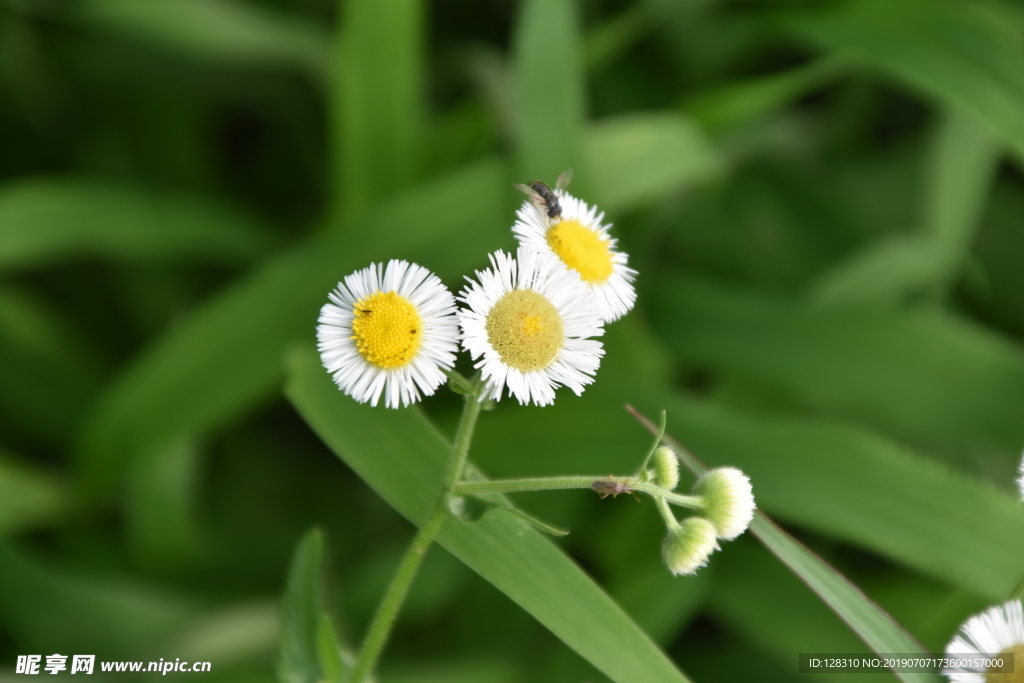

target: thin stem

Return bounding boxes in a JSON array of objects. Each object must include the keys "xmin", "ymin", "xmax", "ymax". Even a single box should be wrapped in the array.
[
  {"xmin": 455, "ymin": 475, "xmax": 599, "ymax": 494},
  {"xmin": 454, "ymin": 475, "xmax": 705, "ymax": 510},
  {"xmin": 443, "ymin": 391, "xmax": 482, "ymax": 490},
  {"xmin": 348, "ymin": 388, "xmax": 484, "ymax": 683},
  {"xmin": 655, "ymin": 495, "xmax": 680, "ymax": 531},
  {"xmin": 1012, "ymin": 577, "xmax": 1024, "ymax": 601},
  {"xmin": 347, "ymin": 507, "xmax": 446, "ymax": 683},
  {"xmin": 634, "ymin": 410, "xmax": 668, "ymax": 480}
]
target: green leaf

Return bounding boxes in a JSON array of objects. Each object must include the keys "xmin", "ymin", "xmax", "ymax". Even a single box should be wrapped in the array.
[
  {"xmin": 654, "ymin": 275, "xmax": 1024, "ymax": 457},
  {"xmin": 79, "ymin": 0, "xmax": 330, "ymax": 79},
  {"xmin": 0, "ymin": 542, "xmax": 195, "ymax": 654},
  {"xmin": 684, "ymin": 56, "xmax": 851, "ymax": 133},
  {"xmin": 316, "ymin": 615, "xmax": 347, "ymax": 683},
  {"xmin": 76, "ymin": 158, "xmax": 508, "ymax": 496},
  {"xmin": 812, "ymin": 107, "xmax": 1001, "ymax": 305},
  {"xmin": 585, "ymin": 113, "xmax": 723, "ymax": 215},
  {"xmin": 749, "ymin": 518, "xmax": 940, "ymax": 683},
  {"xmin": 0, "ymin": 179, "xmax": 273, "ymax": 275},
  {"xmin": 0, "ymin": 451, "xmax": 65, "ymax": 536},
  {"xmin": 709, "ymin": 538, "xmax": 881, "ymax": 681},
  {"xmin": 123, "ymin": 438, "xmax": 201, "ymax": 570},
  {"xmin": 335, "ymin": 0, "xmax": 426, "ymax": 216},
  {"xmin": 284, "ymin": 347, "xmax": 692, "ymax": 683},
  {"xmin": 780, "ymin": 0, "xmax": 1024, "ymax": 163},
  {"xmin": 630, "ymin": 409, "xmax": 942, "ymax": 683},
  {"xmin": 0, "ymin": 285, "xmax": 102, "ymax": 445},
  {"xmin": 513, "ymin": 0, "xmax": 585, "ymax": 182},
  {"xmin": 278, "ymin": 529, "xmax": 326, "ymax": 683}
]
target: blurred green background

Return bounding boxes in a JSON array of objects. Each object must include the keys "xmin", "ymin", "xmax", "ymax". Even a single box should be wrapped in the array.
[{"xmin": 2, "ymin": 0, "xmax": 1024, "ymax": 681}]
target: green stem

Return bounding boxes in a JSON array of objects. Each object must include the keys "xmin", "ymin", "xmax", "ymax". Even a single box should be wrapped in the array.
[
  {"xmin": 634, "ymin": 410, "xmax": 668, "ymax": 480},
  {"xmin": 1012, "ymin": 577, "xmax": 1024, "ymax": 601},
  {"xmin": 453, "ymin": 475, "xmax": 705, "ymax": 509},
  {"xmin": 348, "ymin": 388, "xmax": 483, "ymax": 683},
  {"xmin": 347, "ymin": 507, "xmax": 446, "ymax": 683},
  {"xmin": 444, "ymin": 391, "xmax": 482, "ymax": 491}
]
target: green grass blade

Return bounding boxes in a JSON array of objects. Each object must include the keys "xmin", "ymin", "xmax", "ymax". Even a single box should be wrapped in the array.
[
  {"xmin": 780, "ymin": 0, "xmax": 1024, "ymax": 163},
  {"xmin": 513, "ymin": 0, "xmax": 585, "ymax": 182},
  {"xmin": 0, "ymin": 179, "xmax": 273, "ymax": 275},
  {"xmin": 76, "ymin": 159, "xmax": 507, "ymax": 497},
  {"xmin": 813, "ymin": 107, "xmax": 1001, "ymax": 306},
  {"xmin": 585, "ymin": 113, "xmax": 723, "ymax": 214},
  {"xmin": 684, "ymin": 56, "xmax": 851, "ymax": 133},
  {"xmin": 284, "ymin": 347, "xmax": 693, "ymax": 683},
  {"xmin": 278, "ymin": 529, "xmax": 326, "ymax": 683},
  {"xmin": 654, "ymin": 275, "xmax": 1024, "ymax": 456},
  {"xmin": 334, "ymin": 0, "xmax": 425, "ymax": 217},
  {"xmin": 629, "ymin": 409, "xmax": 943, "ymax": 683},
  {"xmin": 748, "ymin": 518, "xmax": 941, "ymax": 683},
  {"xmin": 0, "ymin": 451, "xmax": 66, "ymax": 536},
  {"xmin": 79, "ymin": 0, "xmax": 330, "ymax": 79}
]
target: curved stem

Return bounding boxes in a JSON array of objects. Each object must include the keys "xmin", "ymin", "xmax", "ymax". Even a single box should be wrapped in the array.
[
  {"xmin": 348, "ymin": 388, "xmax": 483, "ymax": 683},
  {"xmin": 453, "ymin": 475, "xmax": 705, "ymax": 510},
  {"xmin": 443, "ymin": 392, "xmax": 482, "ymax": 491},
  {"xmin": 347, "ymin": 507, "xmax": 446, "ymax": 683}
]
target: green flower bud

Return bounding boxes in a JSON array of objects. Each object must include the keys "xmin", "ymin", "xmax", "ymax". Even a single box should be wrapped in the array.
[
  {"xmin": 661, "ymin": 517, "xmax": 719, "ymax": 576},
  {"xmin": 652, "ymin": 446, "xmax": 680, "ymax": 490},
  {"xmin": 695, "ymin": 467, "xmax": 755, "ymax": 541}
]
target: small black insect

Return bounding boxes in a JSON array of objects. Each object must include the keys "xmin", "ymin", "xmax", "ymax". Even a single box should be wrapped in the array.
[{"xmin": 515, "ymin": 169, "xmax": 574, "ymax": 220}]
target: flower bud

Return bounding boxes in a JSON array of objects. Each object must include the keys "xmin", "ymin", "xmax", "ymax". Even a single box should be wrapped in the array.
[
  {"xmin": 695, "ymin": 467, "xmax": 755, "ymax": 541},
  {"xmin": 652, "ymin": 446, "xmax": 679, "ymax": 491},
  {"xmin": 661, "ymin": 517, "xmax": 719, "ymax": 576}
]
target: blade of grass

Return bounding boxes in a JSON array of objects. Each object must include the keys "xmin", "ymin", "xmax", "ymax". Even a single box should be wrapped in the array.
[
  {"xmin": 334, "ymin": 0, "xmax": 425, "ymax": 217},
  {"xmin": 780, "ymin": 0, "xmax": 1024, "ymax": 164},
  {"xmin": 628, "ymin": 407, "xmax": 943, "ymax": 683},
  {"xmin": 513, "ymin": 0, "xmax": 585, "ymax": 183},
  {"xmin": 812, "ymin": 106, "xmax": 1001, "ymax": 306},
  {"xmin": 76, "ymin": 158, "xmax": 507, "ymax": 497},
  {"xmin": 285, "ymin": 346, "xmax": 693, "ymax": 683},
  {"xmin": 0, "ymin": 179, "xmax": 273, "ymax": 275},
  {"xmin": 78, "ymin": 0, "xmax": 330, "ymax": 79},
  {"xmin": 0, "ymin": 450, "xmax": 65, "ymax": 536},
  {"xmin": 684, "ymin": 55, "xmax": 852, "ymax": 133},
  {"xmin": 279, "ymin": 529, "xmax": 328, "ymax": 683},
  {"xmin": 654, "ymin": 274, "xmax": 1024, "ymax": 457},
  {"xmin": 585, "ymin": 113, "xmax": 723, "ymax": 214}
]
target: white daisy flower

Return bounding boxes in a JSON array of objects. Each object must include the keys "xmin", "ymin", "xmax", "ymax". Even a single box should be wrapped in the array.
[
  {"xmin": 458, "ymin": 247, "xmax": 605, "ymax": 406},
  {"xmin": 1017, "ymin": 452, "xmax": 1024, "ymax": 500},
  {"xmin": 513, "ymin": 186, "xmax": 636, "ymax": 323},
  {"xmin": 317, "ymin": 260, "xmax": 459, "ymax": 409},
  {"xmin": 943, "ymin": 599, "xmax": 1024, "ymax": 682}
]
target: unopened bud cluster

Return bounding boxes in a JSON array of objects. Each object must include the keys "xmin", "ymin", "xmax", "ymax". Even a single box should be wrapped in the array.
[{"xmin": 655, "ymin": 447, "xmax": 756, "ymax": 576}]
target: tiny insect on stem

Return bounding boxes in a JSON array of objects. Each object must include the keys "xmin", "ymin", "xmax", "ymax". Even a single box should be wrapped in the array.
[{"xmin": 590, "ymin": 476, "xmax": 640, "ymax": 502}]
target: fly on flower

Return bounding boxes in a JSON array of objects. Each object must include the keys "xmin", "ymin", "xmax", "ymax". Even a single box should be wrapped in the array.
[
  {"xmin": 317, "ymin": 260, "xmax": 460, "ymax": 408},
  {"xmin": 513, "ymin": 172, "xmax": 636, "ymax": 323},
  {"xmin": 458, "ymin": 247, "xmax": 605, "ymax": 406}
]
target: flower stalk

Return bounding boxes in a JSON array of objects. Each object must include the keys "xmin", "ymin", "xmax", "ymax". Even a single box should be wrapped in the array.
[{"xmin": 346, "ymin": 376, "xmax": 482, "ymax": 683}]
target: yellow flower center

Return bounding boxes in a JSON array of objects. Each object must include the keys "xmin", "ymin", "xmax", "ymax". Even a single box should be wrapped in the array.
[
  {"xmin": 485, "ymin": 290, "xmax": 563, "ymax": 371},
  {"xmin": 987, "ymin": 644, "xmax": 1024, "ymax": 683},
  {"xmin": 546, "ymin": 218, "xmax": 614, "ymax": 283},
  {"xmin": 350, "ymin": 291, "xmax": 422, "ymax": 369}
]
